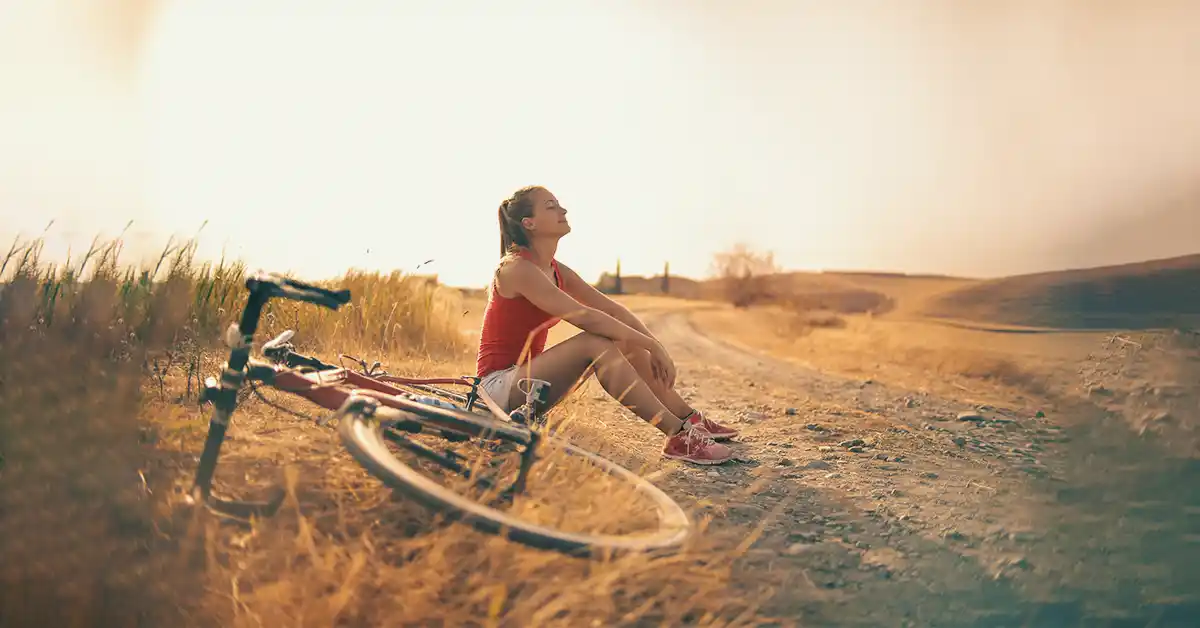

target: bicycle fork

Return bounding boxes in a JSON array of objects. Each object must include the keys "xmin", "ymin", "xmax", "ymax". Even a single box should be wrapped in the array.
[
  {"xmin": 191, "ymin": 363, "xmax": 244, "ymax": 500},
  {"xmin": 188, "ymin": 291, "xmax": 286, "ymax": 520}
]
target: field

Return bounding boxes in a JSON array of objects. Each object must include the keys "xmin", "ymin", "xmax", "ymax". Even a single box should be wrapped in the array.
[{"xmin": 3, "ymin": 239, "xmax": 1200, "ymax": 626}]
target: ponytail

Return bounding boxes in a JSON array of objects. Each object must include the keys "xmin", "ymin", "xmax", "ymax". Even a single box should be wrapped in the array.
[
  {"xmin": 496, "ymin": 186, "xmax": 541, "ymax": 258},
  {"xmin": 498, "ymin": 200, "xmax": 513, "ymax": 257}
]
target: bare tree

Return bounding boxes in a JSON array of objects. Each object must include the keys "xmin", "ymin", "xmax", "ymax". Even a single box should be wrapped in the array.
[{"xmin": 710, "ymin": 243, "xmax": 781, "ymax": 308}]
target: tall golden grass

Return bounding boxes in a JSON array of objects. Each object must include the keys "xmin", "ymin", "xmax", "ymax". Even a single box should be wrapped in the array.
[
  {"xmin": 0, "ymin": 235, "xmax": 770, "ymax": 627},
  {"xmin": 1, "ymin": 234, "xmax": 467, "ymax": 359}
]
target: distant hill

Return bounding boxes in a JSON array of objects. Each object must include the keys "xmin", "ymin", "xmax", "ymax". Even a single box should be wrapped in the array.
[
  {"xmin": 595, "ymin": 269, "xmax": 972, "ymax": 316},
  {"xmin": 922, "ymin": 254, "xmax": 1200, "ymax": 329}
]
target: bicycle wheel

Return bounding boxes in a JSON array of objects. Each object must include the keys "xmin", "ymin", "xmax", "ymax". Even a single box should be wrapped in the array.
[{"xmin": 334, "ymin": 394, "xmax": 692, "ymax": 557}]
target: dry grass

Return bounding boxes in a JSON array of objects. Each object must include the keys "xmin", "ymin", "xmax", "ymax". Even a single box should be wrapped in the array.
[
  {"xmin": 0, "ymin": 235, "xmax": 768, "ymax": 627},
  {"xmin": 1, "ymin": 248, "xmax": 205, "ymax": 626},
  {"xmin": 165, "ymin": 404, "xmax": 761, "ymax": 627}
]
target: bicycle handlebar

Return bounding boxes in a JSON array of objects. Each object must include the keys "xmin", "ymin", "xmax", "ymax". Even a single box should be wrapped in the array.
[{"xmin": 246, "ymin": 273, "xmax": 352, "ymax": 310}]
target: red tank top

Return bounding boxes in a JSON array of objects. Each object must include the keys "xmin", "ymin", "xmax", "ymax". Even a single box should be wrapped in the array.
[{"xmin": 476, "ymin": 251, "xmax": 565, "ymax": 378}]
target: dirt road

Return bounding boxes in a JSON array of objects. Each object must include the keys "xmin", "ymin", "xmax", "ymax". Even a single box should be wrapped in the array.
[{"xmin": 589, "ymin": 305, "xmax": 1200, "ymax": 627}]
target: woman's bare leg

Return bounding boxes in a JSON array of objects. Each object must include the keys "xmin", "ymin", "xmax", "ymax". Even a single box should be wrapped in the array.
[
  {"xmin": 505, "ymin": 332, "xmax": 685, "ymax": 436},
  {"xmin": 621, "ymin": 346, "xmax": 695, "ymax": 419},
  {"xmin": 616, "ymin": 343, "xmax": 739, "ymax": 442}
]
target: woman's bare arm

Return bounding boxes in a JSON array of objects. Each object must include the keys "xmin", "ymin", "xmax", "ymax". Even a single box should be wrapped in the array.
[
  {"xmin": 501, "ymin": 260, "xmax": 660, "ymax": 351},
  {"xmin": 555, "ymin": 262, "xmax": 657, "ymax": 339}
]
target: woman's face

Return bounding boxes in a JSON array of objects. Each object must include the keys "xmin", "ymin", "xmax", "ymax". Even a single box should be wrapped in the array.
[{"xmin": 522, "ymin": 187, "xmax": 570, "ymax": 239}]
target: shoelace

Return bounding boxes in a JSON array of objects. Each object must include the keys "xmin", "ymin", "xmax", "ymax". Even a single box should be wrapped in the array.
[{"xmin": 679, "ymin": 424, "xmax": 718, "ymax": 451}]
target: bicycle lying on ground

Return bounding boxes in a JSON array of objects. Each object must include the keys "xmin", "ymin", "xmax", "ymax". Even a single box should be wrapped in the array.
[{"xmin": 186, "ymin": 272, "xmax": 691, "ymax": 556}]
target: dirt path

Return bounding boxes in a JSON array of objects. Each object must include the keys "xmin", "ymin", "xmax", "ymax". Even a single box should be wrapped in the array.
[{"xmin": 598, "ymin": 308, "xmax": 1200, "ymax": 627}]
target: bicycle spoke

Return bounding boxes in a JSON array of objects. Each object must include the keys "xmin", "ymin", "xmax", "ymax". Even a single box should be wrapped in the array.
[{"xmin": 383, "ymin": 428, "xmax": 502, "ymax": 493}]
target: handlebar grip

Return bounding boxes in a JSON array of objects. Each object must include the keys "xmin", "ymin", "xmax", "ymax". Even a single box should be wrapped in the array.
[
  {"xmin": 246, "ymin": 274, "xmax": 352, "ymax": 310},
  {"xmin": 276, "ymin": 284, "xmax": 351, "ymax": 310},
  {"xmin": 279, "ymin": 276, "xmax": 351, "ymax": 304}
]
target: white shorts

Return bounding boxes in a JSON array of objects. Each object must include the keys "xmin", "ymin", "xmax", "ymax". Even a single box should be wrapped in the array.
[{"xmin": 479, "ymin": 365, "xmax": 519, "ymax": 412}]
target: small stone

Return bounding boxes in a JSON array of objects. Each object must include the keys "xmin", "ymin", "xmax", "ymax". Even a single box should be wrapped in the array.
[
  {"xmin": 893, "ymin": 455, "xmax": 906, "ymax": 462},
  {"xmin": 818, "ymin": 446, "xmax": 834, "ymax": 453},
  {"xmin": 778, "ymin": 459, "xmax": 795, "ymax": 467},
  {"xmin": 839, "ymin": 439, "xmax": 865, "ymax": 448},
  {"xmin": 788, "ymin": 531, "xmax": 820, "ymax": 543},
  {"xmin": 943, "ymin": 529, "xmax": 967, "ymax": 541},
  {"xmin": 707, "ymin": 470, "xmax": 721, "ymax": 477},
  {"xmin": 1035, "ymin": 410, "xmax": 1046, "ymax": 418},
  {"xmin": 875, "ymin": 453, "xmax": 889, "ymax": 460},
  {"xmin": 825, "ymin": 472, "xmax": 842, "ymax": 479},
  {"xmin": 806, "ymin": 423, "xmax": 823, "ymax": 431},
  {"xmin": 1007, "ymin": 556, "xmax": 1033, "ymax": 570},
  {"xmin": 805, "ymin": 460, "xmax": 832, "ymax": 470},
  {"xmin": 921, "ymin": 472, "xmax": 939, "ymax": 479},
  {"xmin": 957, "ymin": 412, "xmax": 986, "ymax": 422},
  {"xmin": 952, "ymin": 437, "xmax": 967, "ymax": 447},
  {"xmin": 785, "ymin": 542, "xmax": 815, "ymax": 555},
  {"xmin": 786, "ymin": 407, "xmax": 799, "ymax": 416},
  {"xmin": 1143, "ymin": 410, "xmax": 1173, "ymax": 424},
  {"xmin": 904, "ymin": 397, "xmax": 918, "ymax": 408},
  {"xmin": 849, "ymin": 446, "xmax": 865, "ymax": 453}
]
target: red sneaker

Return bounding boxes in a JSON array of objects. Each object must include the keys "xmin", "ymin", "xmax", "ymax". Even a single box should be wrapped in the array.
[
  {"xmin": 663, "ymin": 424, "xmax": 733, "ymax": 465},
  {"xmin": 683, "ymin": 410, "xmax": 739, "ymax": 442}
]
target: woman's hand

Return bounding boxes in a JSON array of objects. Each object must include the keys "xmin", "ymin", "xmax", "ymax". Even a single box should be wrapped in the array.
[{"xmin": 649, "ymin": 342, "xmax": 677, "ymax": 389}]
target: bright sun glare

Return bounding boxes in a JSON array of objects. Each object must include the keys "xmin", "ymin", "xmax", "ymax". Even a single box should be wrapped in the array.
[
  {"xmin": 136, "ymin": 1, "xmax": 771, "ymax": 287},
  {"xmin": 129, "ymin": 1, "xmax": 1200, "ymax": 287}
]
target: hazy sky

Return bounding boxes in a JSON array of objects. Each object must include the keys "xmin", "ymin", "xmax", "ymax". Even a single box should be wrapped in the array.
[{"xmin": 3, "ymin": 0, "xmax": 1198, "ymax": 288}]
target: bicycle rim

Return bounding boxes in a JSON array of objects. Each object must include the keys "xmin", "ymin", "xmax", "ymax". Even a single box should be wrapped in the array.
[{"xmin": 336, "ymin": 402, "xmax": 692, "ymax": 557}]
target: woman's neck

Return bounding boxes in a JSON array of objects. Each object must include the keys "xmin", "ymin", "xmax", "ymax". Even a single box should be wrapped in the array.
[{"xmin": 523, "ymin": 238, "xmax": 559, "ymax": 268}]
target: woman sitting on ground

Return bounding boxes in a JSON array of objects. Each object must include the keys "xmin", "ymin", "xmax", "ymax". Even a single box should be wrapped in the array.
[{"xmin": 475, "ymin": 185, "xmax": 737, "ymax": 465}]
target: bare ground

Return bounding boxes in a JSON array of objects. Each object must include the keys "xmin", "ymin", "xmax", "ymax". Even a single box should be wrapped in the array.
[
  {"xmin": 569, "ymin": 306, "xmax": 1200, "ymax": 627},
  {"xmin": 108, "ymin": 299, "xmax": 1200, "ymax": 627}
]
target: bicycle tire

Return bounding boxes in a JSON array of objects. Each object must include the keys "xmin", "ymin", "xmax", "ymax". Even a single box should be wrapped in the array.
[{"xmin": 334, "ymin": 395, "xmax": 692, "ymax": 557}]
